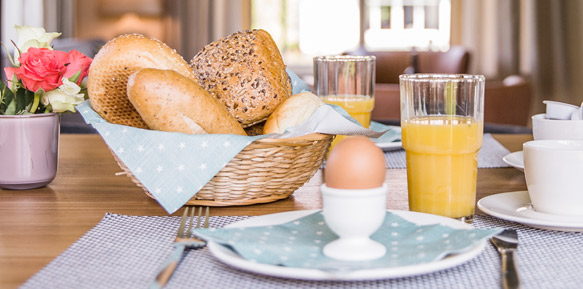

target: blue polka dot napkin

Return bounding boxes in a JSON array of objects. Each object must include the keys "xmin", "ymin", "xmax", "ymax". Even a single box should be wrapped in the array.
[
  {"xmin": 77, "ymin": 70, "xmax": 393, "ymax": 214},
  {"xmin": 77, "ymin": 100, "xmax": 265, "ymax": 214},
  {"xmin": 370, "ymin": 121, "xmax": 401, "ymax": 144},
  {"xmin": 194, "ymin": 211, "xmax": 502, "ymax": 271}
]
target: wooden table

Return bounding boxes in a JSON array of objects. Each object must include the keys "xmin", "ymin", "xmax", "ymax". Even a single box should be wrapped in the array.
[{"xmin": 0, "ymin": 134, "xmax": 532, "ymax": 289}]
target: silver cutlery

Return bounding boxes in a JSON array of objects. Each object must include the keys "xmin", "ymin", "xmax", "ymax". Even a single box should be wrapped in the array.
[
  {"xmin": 490, "ymin": 229, "xmax": 521, "ymax": 289},
  {"xmin": 151, "ymin": 206, "xmax": 210, "ymax": 289}
]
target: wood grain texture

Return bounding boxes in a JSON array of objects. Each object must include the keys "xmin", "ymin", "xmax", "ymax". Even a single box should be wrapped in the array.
[{"xmin": 0, "ymin": 134, "xmax": 532, "ymax": 288}]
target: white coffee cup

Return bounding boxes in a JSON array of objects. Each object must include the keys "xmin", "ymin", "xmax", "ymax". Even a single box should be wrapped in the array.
[{"xmin": 523, "ymin": 140, "xmax": 583, "ymax": 216}]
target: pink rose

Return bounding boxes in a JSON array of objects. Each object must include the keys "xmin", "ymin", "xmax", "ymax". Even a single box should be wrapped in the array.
[
  {"xmin": 63, "ymin": 49, "xmax": 93, "ymax": 85},
  {"xmin": 4, "ymin": 66, "xmax": 17, "ymax": 81},
  {"xmin": 12, "ymin": 47, "xmax": 69, "ymax": 92}
]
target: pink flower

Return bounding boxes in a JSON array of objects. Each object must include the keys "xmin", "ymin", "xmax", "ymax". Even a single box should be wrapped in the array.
[
  {"xmin": 11, "ymin": 47, "xmax": 69, "ymax": 92},
  {"xmin": 63, "ymin": 49, "xmax": 92, "ymax": 85},
  {"xmin": 4, "ymin": 66, "xmax": 17, "ymax": 81}
]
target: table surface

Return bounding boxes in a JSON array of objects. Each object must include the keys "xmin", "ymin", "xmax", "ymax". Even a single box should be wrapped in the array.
[{"xmin": 0, "ymin": 133, "xmax": 532, "ymax": 289}]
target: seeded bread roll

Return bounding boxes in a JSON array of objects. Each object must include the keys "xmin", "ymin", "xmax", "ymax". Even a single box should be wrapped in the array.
[
  {"xmin": 263, "ymin": 92, "xmax": 324, "ymax": 134},
  {"xmin": 88, "ymin": 34, "xmax": 196, "ymax": 128},
  {"xmin": 127, "ymin": 68, "xmax": 246, "ymax": 135},
  {"xmin": 190, "ymin": 29, "xmax": 292, "ymax": 128},
  {"xmin": 244, "ymin": 122, "xmax": 265, "ymax": 136}
]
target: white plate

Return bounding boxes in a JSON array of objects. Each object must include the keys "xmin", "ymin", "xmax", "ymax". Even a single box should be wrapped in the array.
[
  {"xmin": 502, "ymin": 151, "xmax": 524, "ymax": 171},
  {"xmin": 369, "ymin": 122, "xmax": 402, "ymax": 151},
  {"xmin": 375, "ymin": 141, "xmax": 403, "ymax": 151},
  {"xmin": 478, "ymin": 191, "xmax": 583, "ymax": 232},
  {"xmin": 208, "ymin": 210, "xmax": 486, "ymax": 281}
]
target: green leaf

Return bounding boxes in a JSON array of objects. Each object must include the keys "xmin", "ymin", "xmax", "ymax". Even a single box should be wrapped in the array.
[
  {"xmin": 0, "ymin": 82, "xmax": 5, "ymax": 107},
  {"xmin": 14, "ymin": 87, "xmax": 28, "ymax": 114},
  {"xmin": 68, "ymin": 70, "xmax": 81, "ymax": 84},
  {"xmin": 5, "ymin": 97, "xmax": 16, "ymax": 115},
  {"xmin": 1, "ymin": 84, "xmax": 16, "ymax": 115}
]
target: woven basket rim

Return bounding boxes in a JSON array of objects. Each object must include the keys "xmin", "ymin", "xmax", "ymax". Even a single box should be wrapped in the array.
[
  {"xmin": 109, "ymin": 132, "xmax": 334, "ymax": 207},
  {"xmin": 252, "ymin": 132, "xmax": 333, "ymax": 144}
]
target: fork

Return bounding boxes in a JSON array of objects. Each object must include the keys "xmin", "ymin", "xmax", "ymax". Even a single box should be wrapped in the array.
[
  {"xmin": 490, "ymin": 229, "xmax": 521, "ymax": 289},
  {"xmin": 151, "ymin": 206, "xmax": 209, "ymax": 289}
]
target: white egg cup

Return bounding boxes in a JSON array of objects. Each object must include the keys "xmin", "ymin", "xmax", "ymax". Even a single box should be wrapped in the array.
[{"xmin": 321, "ymin": 183, "xmax": 388, "ymax": 261}]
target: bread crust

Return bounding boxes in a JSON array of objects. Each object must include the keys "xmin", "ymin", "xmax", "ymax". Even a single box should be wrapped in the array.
[
  {"xmin": 127, "ymin": 68, "xmax": 246, "ymax": 135},
  {"xmin": 190, "ymin": 29, "xmax": 292, "ymax": 128},
  {"xmin": 88, "ymin": 34, "xmax": 196, "ymax": 128}
]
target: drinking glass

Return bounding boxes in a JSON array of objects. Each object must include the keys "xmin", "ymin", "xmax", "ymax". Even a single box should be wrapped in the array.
[
  {"xmin": 313, "ymin": 55, "xmax": 375, "ymax": 150},
  {"xmin": 400, "ymin": 74, "xmax": 484, "ymax": 223}
]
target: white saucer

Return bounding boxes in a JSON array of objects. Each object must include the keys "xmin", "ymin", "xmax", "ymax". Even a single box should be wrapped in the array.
[
  {"xmin": 502, "ymin": 151, "xmax": 524, "ymax": 171},
  {"xmin": 478, "ymin": 191, "xmax": 583, "ymax": 232},
  {"xmin": 208, "ymin": 210, "xmax": 485, "ymax": 281}
]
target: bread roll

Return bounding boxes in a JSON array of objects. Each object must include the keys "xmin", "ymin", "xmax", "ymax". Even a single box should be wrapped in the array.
[
  {"xmin": 127, "ymin": 68, "xmax": 246, "ymax": 135},
  {"xmin": 88, "ymin": 34, "xmax": 196, "ymax": 128},
  {"xmin": 190, "ymin": 29, "xmax": 292, "ymax": 128},
  {"xmin": 263, "ymin": 92, "xmax": 324, "ymax": 134},
  {"xmin": 244, "ymin": 122, "xmax": 265, "ymax": 136}
]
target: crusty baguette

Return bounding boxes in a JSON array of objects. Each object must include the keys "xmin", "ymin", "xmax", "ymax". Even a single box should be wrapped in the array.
[
  {"xmin": 88, "ymin": 34, "xmax": 196, "ymax": 128},
  {"xmin": 263, "ymin": 92, "xmax": 324, "ymax": 134},
  {"xmin": 190, "ymin": 29, "xmax": 292, "ymax": 128},
  {"xmin": 127, "ymin": 68, "xmax": 246, "ymax": 135}
]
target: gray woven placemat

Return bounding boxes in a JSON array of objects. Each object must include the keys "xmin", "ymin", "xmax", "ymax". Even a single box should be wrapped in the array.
[
  {"xmin": 21, "ymin": 212, "xmax": 583, "ymax": 289},
  {"xmin": 384, "ymin": 133, "xmax": 511, "ymax": 169}
]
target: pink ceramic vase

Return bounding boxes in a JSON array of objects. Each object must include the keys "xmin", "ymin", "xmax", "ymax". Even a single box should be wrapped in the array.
[{"xmin": 0, "ymin": 113, "xmax": 60, "ymax": 190}]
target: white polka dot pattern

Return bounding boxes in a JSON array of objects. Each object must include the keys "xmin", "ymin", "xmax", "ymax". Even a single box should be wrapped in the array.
[
  {"xmin": 193, "ymin": 211, "xmax": 500, "ymax": 270},
  {"xmin": 20, "ymin": 214, "xmax": 583, "ymax": 289}
]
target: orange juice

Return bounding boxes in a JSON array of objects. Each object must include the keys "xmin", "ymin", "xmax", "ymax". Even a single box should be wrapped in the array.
[
  {"xmin": 321, "ymin": 95, "xmax": 375, "ymax": 149},
  {"xmin": 402, "ymin": 116, "xmax": 483, "ymax": 219}
]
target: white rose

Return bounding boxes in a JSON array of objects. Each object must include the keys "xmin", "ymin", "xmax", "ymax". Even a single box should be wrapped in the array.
[
  {"xmin": 13, "ymin": 25, "xmax": 61, "ymax": 64},
  {"xmin": 42, "ymin": 78, "xmax": 85, "ymax": 113}
]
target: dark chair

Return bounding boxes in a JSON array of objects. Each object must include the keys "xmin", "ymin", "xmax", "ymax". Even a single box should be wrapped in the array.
[{"xmin": 371, "ymin": 75, "xmax": 534, "ymax": 133}]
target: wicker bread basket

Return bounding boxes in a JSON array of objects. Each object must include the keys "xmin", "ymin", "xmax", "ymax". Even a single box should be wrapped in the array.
[{"xmin": 113, "ymin": 133, "xmax": 334, "ymax": 206}]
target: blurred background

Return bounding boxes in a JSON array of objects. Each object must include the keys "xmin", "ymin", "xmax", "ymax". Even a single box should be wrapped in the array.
[{"xmin": 2, "ymin": 0, "xmax": 582, "ymax": 131}]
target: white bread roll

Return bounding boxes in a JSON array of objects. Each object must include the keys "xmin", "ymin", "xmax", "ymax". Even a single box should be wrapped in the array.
[
  {"xmin": 88, "ymin": 34, "xmax": 196, "ymax": 128},
  {"xmin": 263, "ymin": 92, "xmax": 324, "ymax": 134},
  {"xmin": 127, "ymin": 68, "xmax": 246, "ymax": 135}
]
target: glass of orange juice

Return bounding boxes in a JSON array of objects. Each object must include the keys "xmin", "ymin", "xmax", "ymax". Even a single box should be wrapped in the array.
[
  {"xmin": 313, "ymin": 55, "xmax": 376, "ymax": 150},
  {"xmin": 400, "ymin": 74, "xmax": 485, "ymax": 223}
]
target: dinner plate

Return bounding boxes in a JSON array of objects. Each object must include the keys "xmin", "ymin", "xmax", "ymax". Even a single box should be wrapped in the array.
[
  {"xmin": 502, "ymin": 151, "xmax": 524, "ymax": 171},
  {"xmin": 478, "ymin": 191, "xmax": 583, "ymax": 232},
  {"xmin": 375, "ymin": 141, "xmax": 403, "ymax": 151},
  {"xmin": 369, "ymin": 122, "xmax": 402, "ymax": 151},
  {"xmin": 208, "ymin": 210, "xmax": 486, "ymax": 281}
]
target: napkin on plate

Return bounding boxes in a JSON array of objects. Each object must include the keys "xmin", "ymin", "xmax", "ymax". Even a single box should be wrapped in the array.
[
  {"xmin": 193, "ymin": 211, "xmax": 502, "ymax": 271},
  {"xmin": 77, "ymin": 70, "xmax": 391, "ymax": 214},
  {"xmin": 370, "ymin": 121, "xmax": 401, "ymax": 144}
]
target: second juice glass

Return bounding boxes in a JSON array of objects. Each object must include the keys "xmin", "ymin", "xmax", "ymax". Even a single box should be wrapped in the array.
[
  {"xmin": 313, "ymin": 55, "xmax": 376, "ymax": 150},
  {"xmin": 400, "ymin": 74, "xmax": 485, "ymax": 223}
]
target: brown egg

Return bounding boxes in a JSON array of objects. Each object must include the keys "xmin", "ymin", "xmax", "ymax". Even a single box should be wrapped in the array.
[{"xmin": 325, "ymin": 136, "xmax": 386, "ymax": 189}]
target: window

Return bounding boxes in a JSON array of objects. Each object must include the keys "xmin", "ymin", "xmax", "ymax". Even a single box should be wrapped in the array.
[
  {"xmin": 251, "ymin": 0, "xmax": 450, "ymax": 72},
  {"xmin": 366, "ymin": 0, "xmax": 450, "ymax": 51}
]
